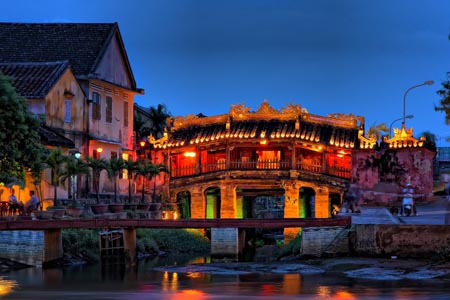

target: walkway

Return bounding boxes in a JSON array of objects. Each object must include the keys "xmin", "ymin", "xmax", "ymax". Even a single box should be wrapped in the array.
[{"xmin": 341, "ymin": 196, "xmax": 450, "ymax": 225}]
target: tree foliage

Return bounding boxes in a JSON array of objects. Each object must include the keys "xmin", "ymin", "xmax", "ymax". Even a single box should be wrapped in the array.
[
  {"xmin": 148, "ymin": 104, "xmax": 171, "ymax": 139},
  {"xmin": 366, "ymin": 122, "xmax": 389, "ymax": 141},
  {"xmin": 0, "ymin": 73, "xmax": 43, "ymax": 184},
  {"xmin": 435, "ymin": 73, "xmax": 450, "ymax": 123}
]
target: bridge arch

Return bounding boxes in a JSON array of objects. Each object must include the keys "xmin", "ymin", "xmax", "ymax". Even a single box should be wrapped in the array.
[
  {"xmin": 176, "ymin": 191, "xmax": 191, "ymax": 219},
  {"xmin": 204, "ymin": 187, "xmax": 221, "ymax": 218}
]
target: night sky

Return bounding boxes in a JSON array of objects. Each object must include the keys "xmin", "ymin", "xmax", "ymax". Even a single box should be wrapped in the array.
[{"xmin": 2, "ymin": 0, "xmax": 450, "ymax": 144}]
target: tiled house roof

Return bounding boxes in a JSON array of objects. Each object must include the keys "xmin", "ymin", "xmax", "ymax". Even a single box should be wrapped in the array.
[
  {"xmin": 39, "ymin": 125, "xmax": 75, "ymax": 148},
  {"xmin": 0, "ymin": 61, "xmax": 70, "ymax": 99},
  {"xmin": 166, "ymin": 120, "xmax": 359, "ymax": 149},
  {"xmin": 0, "ymin": 22, "xmax": 136, "ymax": 89}
]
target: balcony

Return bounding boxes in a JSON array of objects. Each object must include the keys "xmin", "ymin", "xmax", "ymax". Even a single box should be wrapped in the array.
[{"xmin": 171, "ymin": 159, "xmax": 350, "ymax": 179}]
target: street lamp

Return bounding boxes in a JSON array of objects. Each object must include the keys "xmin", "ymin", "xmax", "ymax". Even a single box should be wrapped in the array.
[
  {"xmin": 403, "ymin": 80, "xmax": 434, "ymax": 126},
  {"xmin": 390, "ymin": 115, "xmax": 413, "ymax": 138}
]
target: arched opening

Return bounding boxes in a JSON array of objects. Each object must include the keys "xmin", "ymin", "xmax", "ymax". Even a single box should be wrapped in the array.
[
  {"xmin": 176, "ymin": 191, "xmax": 191, "ymax": 219},
  {"xmin": 329, "ymin": 192, "xmax": 341, "ymax": 217},
  {"xmin": 300, "ymin": 187, "xmax": 315, "ymax": 218},
  {"xmin": 205, "ymin": 187, "xmax": 221, "ymax": 219}
]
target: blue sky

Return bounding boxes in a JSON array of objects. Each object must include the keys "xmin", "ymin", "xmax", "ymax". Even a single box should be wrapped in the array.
[{"xmin": 2, "ymin": 0, "xmax": 450, "ymax": 144}]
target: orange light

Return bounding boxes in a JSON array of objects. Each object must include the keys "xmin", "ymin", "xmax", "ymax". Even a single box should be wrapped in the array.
[
  {"xmin": 122, "ymin": 153, "xmax": 129, "ymax": 160},
  {"xmin": 260, "ymin": 139, "xmax": 267, "ymax": 145},
  {"xmin": 337, "ymin": 154, "xmax": 344, "ymax": 158},
  {"xmin": 96, "ymin": 147, "xmax": 103, "ymax": 153},
  {"xmin": 139, "ymin": 141, "xmax": 146, "ymax": 147},
  {"xmin": 184, "ymin": 151, "xmax": 196, "ymax": 157}
]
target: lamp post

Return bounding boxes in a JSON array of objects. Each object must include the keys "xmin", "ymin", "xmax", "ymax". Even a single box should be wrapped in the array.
[
  {"xmin": 403, "ymin": 80, "xmax": 434, "ymax": 126},
  {"xmin": 390, "ymin": 115, "xmax": 414, "ymax": 138}
]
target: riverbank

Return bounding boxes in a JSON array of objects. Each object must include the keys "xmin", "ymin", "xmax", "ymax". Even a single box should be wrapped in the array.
[{"xmin": 154, "ymin": 257, "xmax": 450, "ymax": 281}]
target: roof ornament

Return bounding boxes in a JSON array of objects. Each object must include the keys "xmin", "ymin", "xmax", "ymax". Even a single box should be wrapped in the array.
[
  {"xmin": 383, "ymin": 122, "xmax": 424, "ymax": 148},
  {"xmin": 148, "ymin": 128, "xmax": 168, "ymax": 148}
]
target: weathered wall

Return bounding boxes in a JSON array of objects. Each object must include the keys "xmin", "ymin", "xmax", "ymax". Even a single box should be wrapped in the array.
[
  {"xmin": 352, "ymin": 148, "xmax": 435, "ymax": 205},
  {"xmin": 355, "ymin": 224, "xmax": 450, "ymax": 258},
  {"xmin": 0, "ymin": 231, "xmax": 44, "ymax": 267},
  {"xmin": 301, "ymin": 226, "xmax": 348, "ymax": 256}
]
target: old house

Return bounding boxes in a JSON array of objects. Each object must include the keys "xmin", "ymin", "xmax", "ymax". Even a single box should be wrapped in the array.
[
  {"xmin": 0, "ymin": 22, "xmax": 143, "ymax": 199},
  {"xmin": 0, "ymin": 61, "xmax": 84, "ymax": 201}
]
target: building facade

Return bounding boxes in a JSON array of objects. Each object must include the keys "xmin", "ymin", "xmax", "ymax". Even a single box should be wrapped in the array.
[{"xmin": 0, "ymin": 22, "xmax": 142, "ymax": 200}]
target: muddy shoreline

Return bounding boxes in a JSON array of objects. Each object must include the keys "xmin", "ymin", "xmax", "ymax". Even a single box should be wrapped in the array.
[{"xmin": 154, "ymin": 257, "xmax": 450, "ymax": 281}]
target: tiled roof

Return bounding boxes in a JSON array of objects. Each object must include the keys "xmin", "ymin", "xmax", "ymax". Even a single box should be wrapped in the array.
[
  {"xmin": 0, "ymin": 22, "xmax": 116, "ymax": 78},
  {"xmin": 166, "ymin": 120, "xmax": 359, "ymax": 149},
  {"xmin": 39, "ymin": 125, "xmax": 75, "ymax": 148},
  {"xmin": 0, "ymin": 61, "xmax": 69, "ymax": 99}
]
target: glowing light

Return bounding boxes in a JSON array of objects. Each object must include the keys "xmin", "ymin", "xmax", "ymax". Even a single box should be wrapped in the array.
[
  {"xmin": 96, "ymin": 147, "xmax": 103, "ymax": 153},
  {"xmin": 184, "ymin": 151, "xmax": 196, "ymax": 157},
  {"xmin": 337, "ymin": 154, "xmax": 344, "ymax": 158},
  {"xmin": 260, "ymin": 139, "xmax": 267, "ymax": 145},
  {"xmin": 139, "ymin": 141, "xmax": 146, "ymax": 147},
  {"xmin": 0, "ymin": 278, "xmax": 17, "ymax": 297},
  {"xmin": 122, "ymin": 153, "xmax": 129, "ymax": 160}
]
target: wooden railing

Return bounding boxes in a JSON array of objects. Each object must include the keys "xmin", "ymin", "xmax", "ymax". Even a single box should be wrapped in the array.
[{"xmin": 171, "ymin": 159, "xmax": 351, "ymax": 179}]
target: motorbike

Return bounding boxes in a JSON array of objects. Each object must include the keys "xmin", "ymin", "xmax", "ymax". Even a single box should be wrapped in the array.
[{"xmin": 403, "ymin": 204, "xmax": 412, "ymax": 217}]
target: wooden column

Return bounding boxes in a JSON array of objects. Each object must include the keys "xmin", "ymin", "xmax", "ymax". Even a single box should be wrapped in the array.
[
  {"xmin": 315, "ymin": 186, "xmax": 330, "ymax": 218},
  {"xmin": 220, "ymin": 184, "xmax": 236, "ymax": 218},
  {"xmin": 123, "ymin": 228, "xmax": 136, "ymax": 266},
  {"xmin": 43, "ymin": 229, "xmax": 63, "ymax": 264},
  {"xmin": 190, "ymin": 187, "xmax": 205, "ymax": 219},
  {"xmin": 283, "ymin": 182, "xmax": 300, "ymax": 243}
]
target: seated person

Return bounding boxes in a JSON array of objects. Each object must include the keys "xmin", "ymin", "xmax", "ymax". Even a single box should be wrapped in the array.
[
  {"xmin": 8, "ymin": 189, "xmax": 23, "ymax": 215},
  {"xmin": 24, "ymin": 190, "xmax": 40, "ymax": 215}
]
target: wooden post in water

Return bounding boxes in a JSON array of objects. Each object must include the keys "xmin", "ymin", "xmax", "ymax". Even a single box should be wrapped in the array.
[
  {"xmin": 123, "ymin": 228, "xmax": 136, "ymax": 265},
  {"xmin": 43, "ymin": 229, "xmax": 63, "ymax": 264}
]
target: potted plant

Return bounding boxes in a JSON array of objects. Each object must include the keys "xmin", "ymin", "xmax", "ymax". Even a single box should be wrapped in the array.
[
  {"xmin": 85, "ymin": 156, "xmax": 109, "ymax": 214},
  {"xmin": 135, "ymin": 160, "xmax": 167, "ymax": 211},
  {"xmin": 123, "ymin": 159, "xmax": 139, "ymax": 211},
  {"xmin": 60, "ymin": 155, "xmax": 89, "ymax": 218},
  {"xmin": 107, "ymin": 157, "xmax": 126, "ymax": 213},
  {"xmin": 46, "ymin": 205, "xmax": 66, "ymax": 219}
]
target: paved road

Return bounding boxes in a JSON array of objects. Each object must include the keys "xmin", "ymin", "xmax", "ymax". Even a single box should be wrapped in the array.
[{"xmin": 341, "ymin": 196, "xmax": 450, "ymax": 225}]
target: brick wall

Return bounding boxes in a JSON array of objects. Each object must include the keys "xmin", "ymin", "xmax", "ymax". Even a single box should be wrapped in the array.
[
  {"xmin": 301, "ymin": 226, "xmax": 347, "ymax": 256},
  {"xmin": 0, "ymin": 231, "xmax": 44, "ymax": 267}
]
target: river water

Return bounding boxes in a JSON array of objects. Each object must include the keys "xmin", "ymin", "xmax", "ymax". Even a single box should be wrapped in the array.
[{"xmin": 1, "ymin": 257, "xmax": 449, "ymax": 300}]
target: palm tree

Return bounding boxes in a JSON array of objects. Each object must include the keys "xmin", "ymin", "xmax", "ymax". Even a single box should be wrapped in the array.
[
  {"xmin": 366, "ymin": 122, "xmax": 389, "ymax": 141},
  {"xmin": 134, "ymin": 110, "xmax": 151, "ymax": 142},
  {"xmin": 85, "ymin": 156, "xmax": 109, "ymax": 204},
  {"xmin": 135, "ymin": 160, "xmax": 167, "ymax": 203},
  {"xmin": 148, "ymin": 104, "xmax": 171, "ymax": 139},
  {"xmin": 44, "ymin": 147, "xmax": 68, "ymax": 206},
  {"xmin": 123, "ymin": 159, "xmax": 139, "ymax": 203},
  {"xmin": 60, "ymin": 156, "xmax": 89, "ymax": 205},
  {"xmin": 107, "ymin": 157, "xmax": 126, "ymax": 203},
  {"xmin": 421, "ymin": 131, "xmax": 437, "ymax": 149}
]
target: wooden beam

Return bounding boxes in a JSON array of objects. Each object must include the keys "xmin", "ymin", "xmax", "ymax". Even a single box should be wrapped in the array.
[{"xmin": 0, "ymin": 217, "xmax": 351, "ymax": 231}]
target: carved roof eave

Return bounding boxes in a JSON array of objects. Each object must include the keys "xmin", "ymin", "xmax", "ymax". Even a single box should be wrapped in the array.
[
  {"xmin": 358, "ymin": 129, "xmax": 377, "ymax": 149},
  {"xmin": 169, "ymin": 99, "xmax": 364, "ymax": 131},
  {"xmin": 383, "ymin": 126, "xmax": 425, "ymax": 148}
]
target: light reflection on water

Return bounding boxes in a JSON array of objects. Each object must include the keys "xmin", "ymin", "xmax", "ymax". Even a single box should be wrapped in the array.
[{"xmin": 1, "ymin": 258, "xmax": 450, "ymax": 300}]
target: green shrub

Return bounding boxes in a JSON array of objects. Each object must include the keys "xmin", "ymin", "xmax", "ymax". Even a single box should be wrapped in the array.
[
  {"xmin": 62, "ymin": 229, "xmax": 100, "ymax": 258},
  {"xmin": 137, "ymin": 228, "xmax": 210, "ymax": 254}
]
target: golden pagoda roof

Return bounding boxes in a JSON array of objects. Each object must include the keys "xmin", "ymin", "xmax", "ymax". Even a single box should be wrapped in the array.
[
  {"xmin": 383, "ymin": 123, "xmax": 425, "ymax": 148},
  {"xmin": 149, "ymin": 100, "xmax": 375, "ymax": 150}
]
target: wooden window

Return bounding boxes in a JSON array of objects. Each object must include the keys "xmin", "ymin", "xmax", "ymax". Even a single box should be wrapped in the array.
[
  {"xmin": 106, "ymin": 96, "xmax": 113, "ymax": 123},
  {"xmin": 93, "ymin": 149, "xmax": 100, "ymax": 159},
  {"xmin": 92, "ymin": 92, "xmax": 101, "ymax": 120},
  {"xmin": 111, "ymin": 151, "xmax": 117, "ymax": 159},
  {"xmin": 124, "ymin": 101, "xmax": 129, "ymax": 127},
  {"xmin": 64, "ymin": 99, "xmax": 71, "ymax": 123}
]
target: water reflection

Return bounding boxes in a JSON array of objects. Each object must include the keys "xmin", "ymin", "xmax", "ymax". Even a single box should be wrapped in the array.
[
  {"xmin": 0, "ymin": 276, "xmax": 17, "ymax": 297},
  {"xmin": 3, "ymin": 257, "xmax": 450, "ymax": 300}
]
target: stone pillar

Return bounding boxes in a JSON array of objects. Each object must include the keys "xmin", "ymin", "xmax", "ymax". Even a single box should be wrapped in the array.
[
  {"xmin": 190, "ymin": 187, "xmax": 205, "ymax": 219},
  {"xmin": 220, "ymin": 185, "xmax": 236, "ymax": 218},
  {"xmin": 123, "ymin": 228, "xmax": 136, "ymax": 265},
  {"xmin": 283, "ymin": 182, "xmax": 300, "ymax": 243},
  {"xmin": 43, "ymin": 229, "xmax": 63, "ymax": 264},
  {"xmin": 315, "ymin": 186, "xmax": 330, "ymax": 218}
]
